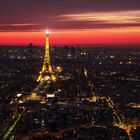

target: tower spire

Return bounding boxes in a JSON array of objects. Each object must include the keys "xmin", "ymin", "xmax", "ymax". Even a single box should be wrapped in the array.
[{"xmin": 44, "ymin": 30, "xmax": 51, "ymax": 66}]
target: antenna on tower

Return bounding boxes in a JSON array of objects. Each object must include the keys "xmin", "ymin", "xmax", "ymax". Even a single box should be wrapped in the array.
[{"xmin": 46, "ymin": 28, "xmax": 49, "ymax": 36}]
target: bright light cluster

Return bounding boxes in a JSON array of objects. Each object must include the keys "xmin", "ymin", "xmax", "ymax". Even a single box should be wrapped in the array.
[{"xmin": 46, "ymin": 30, "xmax": 49, "ymax": 35}]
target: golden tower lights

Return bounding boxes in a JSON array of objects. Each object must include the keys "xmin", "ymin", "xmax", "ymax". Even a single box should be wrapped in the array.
[{"xmin": 37, "ymin": 31, "xmax": 53, "ymax": 82}]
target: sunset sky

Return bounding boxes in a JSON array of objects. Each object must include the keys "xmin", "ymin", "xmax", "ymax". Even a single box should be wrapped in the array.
[{"xmin": 0, "ymin": 0, "xmax": 140, "ymax": 46}]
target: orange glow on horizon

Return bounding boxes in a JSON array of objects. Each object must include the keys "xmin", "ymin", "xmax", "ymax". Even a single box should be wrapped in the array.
[{"xmin": 0, "ymin": 28, "xmax": 140, "ymax": 46}]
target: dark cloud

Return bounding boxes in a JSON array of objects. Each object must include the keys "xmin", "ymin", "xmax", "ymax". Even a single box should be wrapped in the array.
[
  {"xmin": 0, "ymin": 24, "xmax": 40, "ymax": 31},
  {"xmin": 0, "ymin": 0, "xmax": 140, "ymax": 31},
  {"xmin": 0, "ymin": 22, "xmax": 139, "ymax": 32}
]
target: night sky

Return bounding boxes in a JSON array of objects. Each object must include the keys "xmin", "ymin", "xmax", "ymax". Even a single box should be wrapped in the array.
[{"xmin": 0, "ymin": 0, "xmax": 140, "ymax": 46}]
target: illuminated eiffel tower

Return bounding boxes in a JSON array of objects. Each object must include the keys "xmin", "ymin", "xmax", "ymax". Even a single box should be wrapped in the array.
[{"xmin": 37, "ymin": 31, "xmax": 56, "ymax": 82}]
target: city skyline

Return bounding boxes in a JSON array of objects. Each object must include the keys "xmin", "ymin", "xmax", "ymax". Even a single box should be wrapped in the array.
[
  {"xmin": 0, "ymin": 0, "xmax": 140, "ymax": 46},
  {"xmin": 1, "ymin": 1, "xmax": 140, "ymax": 139}
]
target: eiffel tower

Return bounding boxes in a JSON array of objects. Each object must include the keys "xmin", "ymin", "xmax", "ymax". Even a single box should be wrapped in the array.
[{"xmin": 37, "ymin": 31, "xmax": 56, "ymax": 82}]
